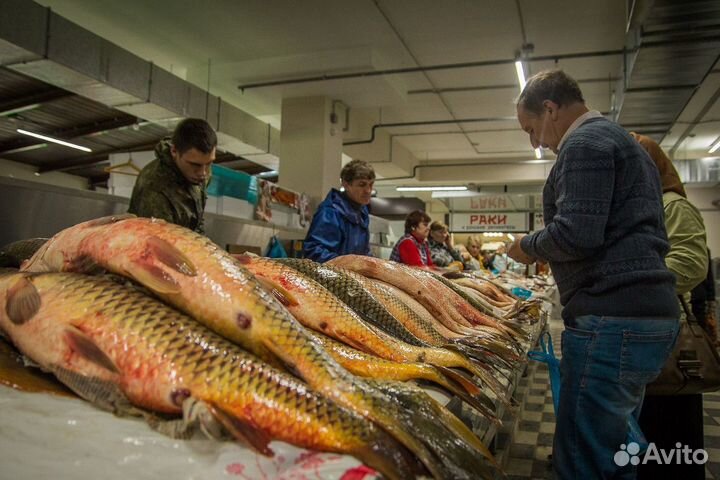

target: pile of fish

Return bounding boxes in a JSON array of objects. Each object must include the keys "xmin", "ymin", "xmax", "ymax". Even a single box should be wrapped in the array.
[{"xmin": 0, "ymin": 215, "xmax": 540, "ymax": 480}]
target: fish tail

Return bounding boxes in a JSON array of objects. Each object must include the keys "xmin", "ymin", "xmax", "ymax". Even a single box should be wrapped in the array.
[
  {"xmin": 349, "ymin": 430, "xmax": 427, "ymax": 480},
  {"xmin": 372, "ymin": 381, "xmax": 500, "ymax": 480},
  {"xmin": 435, "ymin": 366, "xmax": 499, "ymax": 423},
  {"xmin": 365, "ymin": 404, "xmax": 450, "ymax": 480}
]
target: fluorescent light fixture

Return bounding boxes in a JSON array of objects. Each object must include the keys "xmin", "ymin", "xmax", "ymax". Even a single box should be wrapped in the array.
[
  {"xmin": 515, "ymin": 60, "xmax": 527, "ymax": 90},
  {"xmin": 535, "ymin": 147, "xmax": 543, "ymax": 159},
  {"xmin": 0, "ymin": 103, "xmax": 40, "ymax": 117},
  {"xmin": 396, "ymin": 186, "xmax": 468, "ymax": 192},
  {"xmin": 708, "ymin": 138, "xmax": 720, "ymax": 154},
  {"xmin": 525, "ymin": 159, "xmax": 553, "ymax": 164},
  {"xmin": 16, "ymin": 129, "xmax": 92, "ymax": 152}
]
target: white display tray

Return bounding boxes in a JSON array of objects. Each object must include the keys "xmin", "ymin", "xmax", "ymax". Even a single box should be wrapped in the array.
[{"xmin": 0, "ymin": 385, "xmax": 377, "ymax": 480}]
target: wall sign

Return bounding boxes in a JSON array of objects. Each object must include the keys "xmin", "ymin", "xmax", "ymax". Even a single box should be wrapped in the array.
[
  {"xmin": 450, "ymin": 212, "xmax": 529, "ymax": 232},
  {"xmin": 450, "ymin": 194, "xmax": 530, "ymax": 212}
]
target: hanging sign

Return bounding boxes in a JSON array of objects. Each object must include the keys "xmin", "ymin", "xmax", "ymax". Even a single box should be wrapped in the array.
[
  {"xmin": 450, "ymin": 212, "xmax": 529, "ymax": 232},
  {"xmin": 450, "ymin": 194, "xmax": 530, "ymax": 212}
]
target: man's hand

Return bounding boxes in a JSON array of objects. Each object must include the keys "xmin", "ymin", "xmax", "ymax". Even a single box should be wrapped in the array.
[{"xmin": 508, "ymin": 234, "xmax": 536, "ymax": 264}]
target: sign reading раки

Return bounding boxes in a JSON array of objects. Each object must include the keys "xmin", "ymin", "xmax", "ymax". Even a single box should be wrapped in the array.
[{"xmin": 450, "ymin": 212, "xmax": 529, "ymax": 232}]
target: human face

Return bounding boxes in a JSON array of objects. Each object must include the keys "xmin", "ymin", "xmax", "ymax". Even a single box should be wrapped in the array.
[
  {"xmin": 342, "ymin": 178, "xmax": 374, "ymax": 205},
  {"xmin": 413, "ymin": 220, "xmax": 430, "ymax": 241},
  {"xmin": 467, "ymin": 243, "xmax": 481, "ymax": 258},
  {"xmin": 430, "ymin": 228, "xmax": 448, "ymax": 244},
  {"xmin": 517, "ymin": 102, "xmax": 562, "ymax": 154},
  {"xmin": 173, "ymin": 146, "xmax": 216, "ymax": 185}
]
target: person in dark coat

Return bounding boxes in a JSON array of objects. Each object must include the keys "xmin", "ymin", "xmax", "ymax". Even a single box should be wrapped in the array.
[
  {"xmin": 507, "ymin": 69, "xmax": 679, "ymax": 479},
  {"xmin": 128, "ymin": 118, "xmax": 216, "ymax": 233},
  {"xmin": 303, "ymin": 159, "xmax": 375, "ymax": 262}
]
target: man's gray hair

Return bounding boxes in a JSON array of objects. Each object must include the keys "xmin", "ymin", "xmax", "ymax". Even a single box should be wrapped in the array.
[{"xmin": 516, "ymin": 69, "xmax": 585, "ymax": 115}]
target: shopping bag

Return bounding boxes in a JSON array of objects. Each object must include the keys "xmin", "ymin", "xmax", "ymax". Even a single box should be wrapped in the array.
[
  {"xmin": 646, "ymin": 296, "xmax": 720, "ymax": 395},
  {"xmin": 266, "ymin": 236, "xmax": 288, "ymax": 258},
  {"xmin": 528, "ymin": 331, "xmax": 648, "ymax": 451}
]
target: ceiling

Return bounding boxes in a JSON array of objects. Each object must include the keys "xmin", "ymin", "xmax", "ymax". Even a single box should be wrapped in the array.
[{"xmin": 1, "ymin": 0, "xmax": 719, "ymax": 194}]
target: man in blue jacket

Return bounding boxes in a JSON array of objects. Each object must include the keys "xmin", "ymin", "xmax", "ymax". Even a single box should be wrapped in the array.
[
  {"xmin": 303, "ymin": 159, "xmax": 375, "ymax": 262},
  {"xmin": 508, "ymin": 69, "xmax": 679, "ymax": 480}
]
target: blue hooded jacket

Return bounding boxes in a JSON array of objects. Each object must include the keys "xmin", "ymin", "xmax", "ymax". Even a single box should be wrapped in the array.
[{"xmin": 303, "ymin": 189, "xmax": 370, "ymax": 262}]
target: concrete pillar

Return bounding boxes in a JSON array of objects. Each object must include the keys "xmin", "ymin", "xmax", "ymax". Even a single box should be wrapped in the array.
[{"xmin": 278, "ymin": 96, "xmax": 343, "ymax": 206}]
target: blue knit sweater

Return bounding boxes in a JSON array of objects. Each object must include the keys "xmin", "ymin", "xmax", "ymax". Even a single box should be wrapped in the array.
[{"xmin": 521, "ymin": 117, "xmax": 679, "ymax": 321}]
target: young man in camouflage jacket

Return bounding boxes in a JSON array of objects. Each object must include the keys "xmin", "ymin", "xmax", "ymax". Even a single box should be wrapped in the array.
[{"xmin": 128, "ymin": 118, "xmax": 216, "ymax": 233}]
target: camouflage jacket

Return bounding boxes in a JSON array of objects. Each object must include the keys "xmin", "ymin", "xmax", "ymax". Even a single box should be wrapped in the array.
[{"xmin": 128, "ymin": 138, "xmax": 208, "ymax": 233}]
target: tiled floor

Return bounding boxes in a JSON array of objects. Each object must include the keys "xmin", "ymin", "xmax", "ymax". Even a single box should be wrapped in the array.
[{"xmin": 501, "ymin": 312, "xmax": 720, "ymax": 479}]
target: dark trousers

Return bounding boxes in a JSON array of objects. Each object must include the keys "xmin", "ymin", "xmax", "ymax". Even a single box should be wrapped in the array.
[{"xmin": 637, "ymin": 394, "xmax": 705, "ymax": 479}]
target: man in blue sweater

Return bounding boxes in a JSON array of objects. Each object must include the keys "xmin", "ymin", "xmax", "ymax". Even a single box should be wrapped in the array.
[
  {"xmin": 303, "ymin": 159, "xmax": 375, "ymax": 262},
  {"xmin": 508, "ymin": 70, "xmax": 679, "ymax": 479}
]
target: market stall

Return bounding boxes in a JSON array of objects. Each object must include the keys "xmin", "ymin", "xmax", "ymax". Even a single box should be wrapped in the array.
[{"xmin": 0, "ymin": 218, "xmax": 550, "ymax": 479}]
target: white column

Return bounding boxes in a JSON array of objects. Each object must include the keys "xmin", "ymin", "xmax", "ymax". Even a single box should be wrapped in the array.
[{"xmin": 278, "ymin": 96, "xmax": 343, "ymax": 206}]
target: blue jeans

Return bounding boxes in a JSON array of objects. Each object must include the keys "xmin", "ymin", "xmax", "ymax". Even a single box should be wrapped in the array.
[{"xmin": 553, "ymin": 315, "xmax": 679, "ymax": 480}]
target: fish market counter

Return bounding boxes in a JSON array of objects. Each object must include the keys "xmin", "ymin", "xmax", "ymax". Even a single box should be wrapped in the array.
[
  {"xmin": 0, "ymin": 312, "xmax": 547, "ymax": 480},
  {"xmin": 0, "ymin": 385, "xmax": 374, "ymax": 480},
  {"xmin": 446, "ymin": 311, "xmax": 548, "ymax": 450}
]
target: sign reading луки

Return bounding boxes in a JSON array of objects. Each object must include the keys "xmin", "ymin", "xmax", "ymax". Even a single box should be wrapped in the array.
[
  {"xmin": 450, "ymin": 212, "xmax": 529, "ymax": 232},
  {"xmin": 449, "ymin": 195, "xmax": 530, "ymax": 212}
]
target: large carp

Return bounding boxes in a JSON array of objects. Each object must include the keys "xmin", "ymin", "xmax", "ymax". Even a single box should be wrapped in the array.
[
  {"xmin": 277, "ymin": 258, "xmax": 428, "ymax": 345},
  {"xmin": 328, "ymin": 255, "xmax": 520, "ymax": 341},
  {"xmin": 237, "ymin": 255, "xmax": 503, "ymax": 399},
  {"xmin": 23, "ymin": 215, "xmax": 495, "ymax": 479},
  {"xmin": 0, "ymin": 272, "xmax": 419, "ymax": 479},
  {"xmin": 0, "ymin": 238, "xmax": 48, "ymax": 268}
]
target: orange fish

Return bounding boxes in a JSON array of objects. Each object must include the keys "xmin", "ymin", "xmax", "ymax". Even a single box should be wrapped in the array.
[{"xmin": 0, "ymin": 272, "xmax": 419, "ymax": 479}]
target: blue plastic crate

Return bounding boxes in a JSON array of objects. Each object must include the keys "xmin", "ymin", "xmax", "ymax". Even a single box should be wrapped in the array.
[{"xmin": 207, "ymin": 164, "xmax": 258, "ymax": 204}]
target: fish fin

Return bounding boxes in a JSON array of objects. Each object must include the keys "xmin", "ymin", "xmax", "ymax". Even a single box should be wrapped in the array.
[
  {"xmin": 126, "ymin": 262, "xmax": 181, "ymax": 294},
  {"xmin": 255, "ymin": 277, "xmax": 299, "ymax": 307},
  {"xmin": 231, "ymin": 253, "xmax": 253, "ymax": 264},
  {"xmin": 145, "ymin": 236, "xmax": 197, "ymax": 277},
  {"xmin": 204, "ymin": 400, "xmax": 274, "ymax": 456},
  {"xmin": 85, "ymin": 213, "xmax": 136, "ymax": 227},
  {"xmin": 71, "ymin": 254, "xmax": 106, "ymax": 275},
  {"xmin": 65, "ymin": 326, "xmax": 120, "ymax": 374},
  {"xmin": 6, "ymin": 274, "xmax": 41, "ymax": 325},
  {"xmin": 49, "ymin": 364, "xmax": 140, "ymax": 416}
]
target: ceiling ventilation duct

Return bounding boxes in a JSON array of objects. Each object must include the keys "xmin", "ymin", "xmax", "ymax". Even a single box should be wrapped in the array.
[
  {"xmin": 674, "ymin": 157, "xmax": 720, "ymax": 185},
  {"xmin": 613, "ymin": 0, "xmax": 720, "ymax": 143},
  {"xmin": 0, "ymin": 0, "xmax": 279, "ymax": 169}
]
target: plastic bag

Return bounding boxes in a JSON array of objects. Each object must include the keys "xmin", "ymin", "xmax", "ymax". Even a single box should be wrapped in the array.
[{"xmin": 266, "ymin": 236, "xmax": 288, "ymax": 258}]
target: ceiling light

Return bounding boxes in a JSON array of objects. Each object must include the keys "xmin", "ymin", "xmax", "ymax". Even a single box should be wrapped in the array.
[
  {"xmin": 708, "ymin": 138, "xmax": 720, "ymax": 154},
  {"xmin": 396, "ymin": 186, "xmax": 468, "ymax": 192},
  {"xmin": 525, "ymin": 159, "xmax": 553, "ymax": 164},
  {"xmin": 535, "ymin": 147, "xmax": 543, "ymax": 159},
  {"xmin": 515, "ymin": 61, "xmax": 527, "ymax": 90},
  {"xmin": 256, "ymin": 170, "xmax": 278, "ymax": 178},
  {"xmin": 0, "ymin": 103, "xmax": 40, "ymax": 117},
  {"xmin": 16, "ymin": 129, "xmax": 92, "ymax": 152}
]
